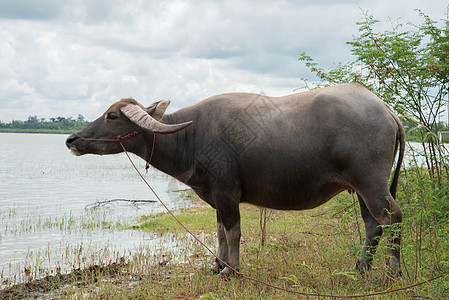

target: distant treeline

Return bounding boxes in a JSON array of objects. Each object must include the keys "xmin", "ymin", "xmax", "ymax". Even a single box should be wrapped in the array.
[
  {"xmin": 1, "ymin": 114, "xmax": 448, "ymax": 136},
  {"xmin": 0, "ymin": 115, "xmax": 90, "ymax": 133}
]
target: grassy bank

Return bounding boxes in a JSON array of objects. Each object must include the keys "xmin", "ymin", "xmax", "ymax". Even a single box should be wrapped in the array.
[{"xmin": 3, "ymin": 186, "xmax": 448, "ymax": 299}]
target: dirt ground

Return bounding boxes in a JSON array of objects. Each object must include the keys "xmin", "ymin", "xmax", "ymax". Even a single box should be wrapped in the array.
[{"xmin": 0, "ymin": 262, "xmax": 126, "ymax": 300}]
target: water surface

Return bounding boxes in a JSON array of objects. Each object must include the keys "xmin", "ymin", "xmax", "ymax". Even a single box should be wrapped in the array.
[{"xmin": 0, "ymin": 133, "xmax": 193, "ymax": 283}]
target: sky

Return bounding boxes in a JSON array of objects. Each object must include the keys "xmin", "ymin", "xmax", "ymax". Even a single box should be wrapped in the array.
[{"xmin": 0, "ymin": 0, "xmax": 447, "ymax": 122}]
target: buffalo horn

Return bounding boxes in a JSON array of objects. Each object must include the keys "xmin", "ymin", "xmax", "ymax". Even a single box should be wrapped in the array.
[{"xmin": 120, "ymin": 104, "xmax": 192, "ymax": 134}]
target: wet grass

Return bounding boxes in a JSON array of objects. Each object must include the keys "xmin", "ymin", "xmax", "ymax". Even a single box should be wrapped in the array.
[
  {"xmin": 0, "ymin": 205, "xmax": 143, "ymax": 289},
  {"xmin": 1, "ymin": 209, "xmax": 130, "ymax": 237}
]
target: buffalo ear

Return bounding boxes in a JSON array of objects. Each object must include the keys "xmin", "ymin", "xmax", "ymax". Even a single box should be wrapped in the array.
[{"xmin": 145, "ymin": 100, "xmax": 170, "ymax": 120}]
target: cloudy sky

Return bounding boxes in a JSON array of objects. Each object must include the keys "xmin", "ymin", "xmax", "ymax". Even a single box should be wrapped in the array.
[{"xmin": 0, "ymin": 0, "xmax": 447, "ymax": 122}]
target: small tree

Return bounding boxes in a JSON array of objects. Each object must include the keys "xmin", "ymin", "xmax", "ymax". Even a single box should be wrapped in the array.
[
  {"xmin": 299, "ymin": 10, "xmax": 449, "ymax": 181},
  {"xmin": 77, "ymin": 114, "xmax": 85, "ymax": 122}
]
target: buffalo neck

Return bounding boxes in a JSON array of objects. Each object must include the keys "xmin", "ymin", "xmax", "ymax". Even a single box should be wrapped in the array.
[{"xmin": 135, "ymin": 113, "xmax": 195, "ymax": 183}]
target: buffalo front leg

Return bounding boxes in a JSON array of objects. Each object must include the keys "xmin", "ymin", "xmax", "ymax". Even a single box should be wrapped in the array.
[
  {"xmin": 220, "ymin": 219, "xmax": 241, "ymax": 278},
  {"xmin": 215, "ymin": 200, "xmax": 241, "ymax": 278},
  {"xmin": 211, "ymin": 213, "xmax": 228, "ymax": 274}
]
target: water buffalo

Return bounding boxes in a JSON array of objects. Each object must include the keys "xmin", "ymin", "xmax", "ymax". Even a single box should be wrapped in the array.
[{"xmin": 66, "ymin": 83, "xmax": 405, "ymax": 277}]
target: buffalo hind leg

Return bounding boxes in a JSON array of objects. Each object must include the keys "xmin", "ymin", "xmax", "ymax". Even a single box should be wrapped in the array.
[
  {"xmin": 357, "ymin": 184, "xmax": 403, "ymax": 277},
  {"xmin": 355, "ymin": 193, "xmax": 383, "ymax": 273}
]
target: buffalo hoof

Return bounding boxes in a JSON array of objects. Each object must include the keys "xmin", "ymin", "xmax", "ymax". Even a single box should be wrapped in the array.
[
  {"xmin": 386, "ymin": 259, "xmax": 402, "ymax": 279},
  {"xmin": 218, "ymin": 267, "xmax": 238, "ymax": 280},
  {"xmin": 354, "ymin": 259, "xmax": 372, "ymax": 275},
  {"xmin": 355, "ymin": 258, "xmax": 402, "ymax": 278},
  {"xmin": 210, "ymin": 263, "xmax": 223, "ymax": 275},
  {"xmin": 211, "ymin": 259, "xmax": 227, "ymax": 275}
]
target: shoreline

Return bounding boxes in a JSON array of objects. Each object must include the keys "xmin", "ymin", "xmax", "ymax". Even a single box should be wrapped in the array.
[{"xmin": 0, "ymin": 129, "xmax": 73, "ymax": 134}]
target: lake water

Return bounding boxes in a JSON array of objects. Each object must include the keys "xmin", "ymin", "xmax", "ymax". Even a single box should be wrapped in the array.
[{"xmin": 0, "ymin": 133, "xmax": 194, "ymax": 284}]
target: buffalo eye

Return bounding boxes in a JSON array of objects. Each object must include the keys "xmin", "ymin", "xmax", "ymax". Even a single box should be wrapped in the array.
[{"xmin": 107, "ymin": 113, "xmax": 118, "ymax": 120}]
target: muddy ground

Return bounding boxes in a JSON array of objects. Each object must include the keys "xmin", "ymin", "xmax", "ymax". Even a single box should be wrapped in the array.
[{"xmin": 0, "ymin": 262, "xmax": 128, "ymax": 299}]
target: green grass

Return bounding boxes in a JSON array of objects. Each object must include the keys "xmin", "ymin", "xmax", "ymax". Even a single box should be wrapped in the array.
[{"xmin": 130, "ymin": 206, "xmax": 216, "ymax": 234}]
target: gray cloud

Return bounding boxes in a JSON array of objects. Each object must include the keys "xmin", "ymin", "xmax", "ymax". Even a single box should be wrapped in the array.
[
  {"xmin": 0, "ymin": 0, "xmax": 447, "ymax": 122},
  {"xmin": 0, "ymin": 0, "xmax": 68, "ymax": 20}
]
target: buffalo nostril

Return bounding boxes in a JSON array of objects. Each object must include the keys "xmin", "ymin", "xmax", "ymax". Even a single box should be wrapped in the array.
[{"xmin": 66, "ymin": 134, "xmax": 79, "ymax": 146}]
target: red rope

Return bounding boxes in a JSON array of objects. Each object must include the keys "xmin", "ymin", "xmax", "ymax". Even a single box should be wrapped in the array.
[
  {"xmin": 145, "ymin": 134, "xmax": 156, "ymax": 171},
  {"xmin": 79, "ymin": 129, "xmax": 144, "ymax": 142}
]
